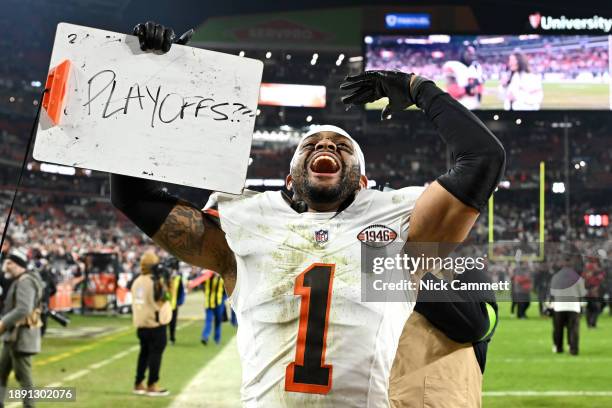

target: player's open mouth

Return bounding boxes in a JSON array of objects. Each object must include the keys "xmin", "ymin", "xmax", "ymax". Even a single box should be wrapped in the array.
[{"xmin": 309, "ymin": 154, "xmax": 341, "ymax": 175}]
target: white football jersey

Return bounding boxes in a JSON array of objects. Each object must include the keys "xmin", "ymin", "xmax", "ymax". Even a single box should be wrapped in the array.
[{"xmin": 204, "ymin": 186, "xmax": 424, "ymax": 407}]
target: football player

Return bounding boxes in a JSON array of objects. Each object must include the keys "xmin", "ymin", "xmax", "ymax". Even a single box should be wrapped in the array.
[{"xmin": 110, "ymin": 22, "xmax": 505, "ymax": 407}]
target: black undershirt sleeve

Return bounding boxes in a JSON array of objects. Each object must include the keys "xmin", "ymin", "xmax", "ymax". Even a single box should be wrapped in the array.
[
  {"xmin": 414, "ymin": 270, "xmax": 498, "ymax": 372},
  {"xmin": 413, "ymin": 81, "xmax": 506, "ymax": 211},
  {"xmin": 110, "ymin": 174, "xmax": 179, "ymax": 238}
]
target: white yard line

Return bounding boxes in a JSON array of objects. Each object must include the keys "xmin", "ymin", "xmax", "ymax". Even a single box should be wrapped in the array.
[
  {"xmin": 169, "ymin": 336, "xmax": 241, "ymax": 408},
  {"xmin": 498, "ymin": 357, "xmax": 612, "ymax": 363},
  {"xmin": 484, "ymin": 390, "xmax": 612, "ymax": 397},
  {"xmin": 7, "ymin": 320, "xmax": 195, "ymax": 407}
]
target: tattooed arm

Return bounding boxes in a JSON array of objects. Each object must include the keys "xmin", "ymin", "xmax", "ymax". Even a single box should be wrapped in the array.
[
  {"xmin": 153, "ymin": 201, "xmax": 237, "ymax": 293},
  {"xmin": 110, "ymin": 175, "xmax": 237, "ymax": 293}
]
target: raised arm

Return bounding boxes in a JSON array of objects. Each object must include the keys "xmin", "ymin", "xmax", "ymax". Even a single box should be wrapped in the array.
[
  {"xmin": 109, "ymin": 21, "xmax": 236, "ymax": 291},
  {"xmin": 407, "ymin": 77, "xmax": 505, "ymax": 243},
  {"xmin": 340, "ymin": 71, "xmax": 505, "ymax": 246},
  {"xmin": 110, "ymin": 175, "xmax": 236, "ymax": 292}
]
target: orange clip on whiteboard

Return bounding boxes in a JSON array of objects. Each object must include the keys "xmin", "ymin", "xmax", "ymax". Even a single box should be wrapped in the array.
[{"xmin": 42, "ymin": 59, "xmax": 71, "ymax": 125}]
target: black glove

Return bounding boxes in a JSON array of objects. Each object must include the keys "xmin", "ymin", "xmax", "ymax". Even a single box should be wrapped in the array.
[
  {"xmin": 133, "ymin": 21, "xmax": 194, "ymax": 53},
  {"xmin": 340, "ymin": 70, "xmax": 420, "ymax": 120}
]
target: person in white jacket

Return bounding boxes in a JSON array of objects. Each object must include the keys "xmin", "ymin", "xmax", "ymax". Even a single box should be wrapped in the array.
[
  {"xmin": 550, "ymin": 262, "xmax": 586, "ymax": 355},
  {"xmin": 499, "ymin": 53, "xmax": 544, "ymax": 111}
]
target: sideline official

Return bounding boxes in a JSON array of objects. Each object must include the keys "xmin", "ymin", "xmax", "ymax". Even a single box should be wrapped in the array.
[
  {"xmin": 0, "ymin": 248, "xmax": 43, "ymax": 408},
  {"xmin": 201, "ymin": 272, "xmax": 224, "ymax": 345}
]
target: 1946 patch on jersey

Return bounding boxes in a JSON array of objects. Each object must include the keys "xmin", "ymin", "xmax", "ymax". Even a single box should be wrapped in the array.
[{"xmin": 357, "ymin": 224, "xmax": 397, "ymax": 248}]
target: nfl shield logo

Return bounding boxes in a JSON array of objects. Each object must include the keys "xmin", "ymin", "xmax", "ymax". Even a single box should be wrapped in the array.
[{"xmin": 314, "ymin": 229, "xmax": 329, "ymax": 244}]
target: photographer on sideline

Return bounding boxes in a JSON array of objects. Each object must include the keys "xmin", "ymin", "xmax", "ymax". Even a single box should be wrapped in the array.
[
  {"xmin": 131, "ymin": 251, "xmax": 172, "ymax": 397},
  {"xmin": 0, "ymin": 248, "xmax": 43, "ymax": 408}
]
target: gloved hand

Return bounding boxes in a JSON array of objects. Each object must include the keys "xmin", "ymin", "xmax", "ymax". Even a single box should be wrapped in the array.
[
  {"xmin": 133, "ymin": 21, "xmax": 194, "ymax": 53},
  {"xmin": 340, "ymin": 70, "xmax": 422, "ymax": 120}
]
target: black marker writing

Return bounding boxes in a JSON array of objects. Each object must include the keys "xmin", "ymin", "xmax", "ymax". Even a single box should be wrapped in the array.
[
  {"xmin": 158, "ymin": 93, "xmax": 183, "ymax": 124},
  {"xmin": 83, "ymin": 70, "xmax": 116, "ymax": 116},
  {"xmin": 83, "ymin": 70, "xmax": 255, "ymax": 127},
  {"xmin": 195, "ymin": 98, "xmax": 214, "ymax": 118},
  {"xmin": 102, "ymin": 80, "xmax": 124, "ymax": 118},
  {"xmin": 145, "ymin": 85, "xmax": 162, "ymax": 128},
  {"xmin": 211, "ymin": 103, "xmax": 229, "ymax": 121},
  {"xmin": 123, "ymin": 84, "xmax": 144, "ymax": 114}
]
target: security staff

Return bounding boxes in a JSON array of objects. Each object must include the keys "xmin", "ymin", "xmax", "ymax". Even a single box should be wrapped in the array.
[
  {"xmin": 201, "ymin": 272, "xmax": 225, "ymax": 345},
  {"xmin": 167, "ymin": 268, "xmax": 184, "ymax": 345},
  {"xmin": 0, "ymin": 248, "xmax": 43, "ymax": 408}
]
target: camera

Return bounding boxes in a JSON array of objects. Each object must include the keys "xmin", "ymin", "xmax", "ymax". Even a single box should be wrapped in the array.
[
  {"xmin": 41, "ymin": 303, "xmax": 70, "ymax": 327},
  {"xmin": 48, "ymin": 309, "xmax": 71, "ymax": 327},
  {"xmin": 150, "ymin": 257, "xmax": 179, "ymax": 283}
]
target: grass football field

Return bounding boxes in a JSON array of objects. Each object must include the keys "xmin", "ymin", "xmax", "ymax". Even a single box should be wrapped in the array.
[
  {"xmin": 6, "ymin": 294, "xmax": 611, "ymax": 407},
  {"xmin": 366, "ymin": 80, "xmax": 611, "ymax": 110},
  {"xmin": 484, "ymin": 305, "xmax": 612, "ymax": 408}
]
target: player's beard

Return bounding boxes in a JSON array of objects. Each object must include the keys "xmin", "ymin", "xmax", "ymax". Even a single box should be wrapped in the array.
[{"xmin": 292, "ymin": 162, "xmax": 361, "ymax": 206}]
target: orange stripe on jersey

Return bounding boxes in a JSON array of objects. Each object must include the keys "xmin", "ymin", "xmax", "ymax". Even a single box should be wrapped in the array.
[{"xmin": 204, "ymin": 208, "xmax": 220, "ymax": 218}]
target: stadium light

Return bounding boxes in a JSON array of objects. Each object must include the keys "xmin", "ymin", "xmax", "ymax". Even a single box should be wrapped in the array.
[
  {"xmin": 245, "ymin": 178, "xmax": 285, "ymax": 187},
  {"xmin": 40, "ymin": 163, "xmax": 76, "ymax": 176},
  {"xmin": 263, "ymin": 179, "xmax": 286, "ymax": 187},
  {"xmin": 239, "ymin": 51, "xmax": 245, "ymax": 57},
  {"xmin": 265, "ymin": 51, "xmax": 272, "ymax": 59},
  {"xmin": 588, "ymin": 215, "xmax": 602, "ymax": 227},
  {"xmin": 429, "ymin": 35, "xmax": 451, "ymax": 43},
  {"xmin": 478, "ymin": 37, "xmax": 505, "ymax": 45},
  {"xmin": 552, "ymin": 182, "xmax": 565, "ymax": 193}
]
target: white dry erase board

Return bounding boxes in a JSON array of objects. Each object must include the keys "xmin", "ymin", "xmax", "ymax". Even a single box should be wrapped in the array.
[{"xmin": 33, "ymin": 23, "xmax": 264, "ymax": 194}]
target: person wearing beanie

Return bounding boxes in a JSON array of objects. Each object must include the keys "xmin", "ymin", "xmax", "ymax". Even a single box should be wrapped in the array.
[
  {"xmin": 131, "ymin": 250, "xmax": 170, "ymax": 397},
  {"xmin": 0, "ymin": 248, "xmax": 43, "ymax": 408}
]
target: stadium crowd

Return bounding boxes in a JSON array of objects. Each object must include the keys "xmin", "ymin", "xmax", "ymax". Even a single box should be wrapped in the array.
[{"xmin": 366, "ymin": 36, "xmax": 609, "ymax": 82}]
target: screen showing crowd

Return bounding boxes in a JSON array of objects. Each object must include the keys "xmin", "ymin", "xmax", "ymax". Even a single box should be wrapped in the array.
[{"xmin": 364, "ymin": 34, "xmax": 611, "ymax": 111}]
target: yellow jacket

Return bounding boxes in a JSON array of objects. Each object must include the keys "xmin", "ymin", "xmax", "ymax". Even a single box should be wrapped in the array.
[{"xmin": 204, "ymin": 274, "xmax": 224, "ymax": 309}]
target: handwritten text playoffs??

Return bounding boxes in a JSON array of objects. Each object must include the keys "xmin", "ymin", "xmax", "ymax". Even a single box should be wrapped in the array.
[{"xmin": 82, "ymin": 70, "xmax": 256, "ymax": 128}]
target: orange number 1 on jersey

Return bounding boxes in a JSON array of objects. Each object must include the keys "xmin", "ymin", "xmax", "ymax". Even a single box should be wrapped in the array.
[{"xmin": 285, "ymin": 263, "xmax": 335, "ymax": 394}]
